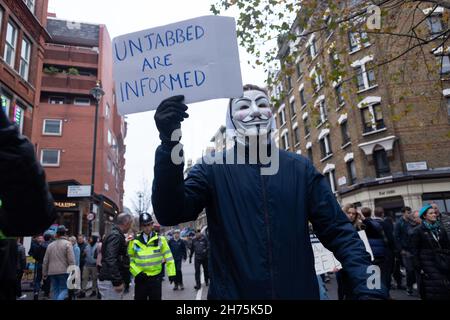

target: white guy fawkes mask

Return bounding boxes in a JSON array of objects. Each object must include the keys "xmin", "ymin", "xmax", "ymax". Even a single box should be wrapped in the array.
[{"xmin": 227, "ymin": 90, "xmax": 275, "ymax": 146}]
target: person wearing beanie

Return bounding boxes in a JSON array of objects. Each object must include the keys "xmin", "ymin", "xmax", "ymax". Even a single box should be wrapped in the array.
[{"xmin": 411, "ymin": 205, "xmax": 450, "ymax": 300}]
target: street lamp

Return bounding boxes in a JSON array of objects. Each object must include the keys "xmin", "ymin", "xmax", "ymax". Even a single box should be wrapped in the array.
[{"xmin": 89, "ymin": 81, "xmax": 105, "ymax": 236}]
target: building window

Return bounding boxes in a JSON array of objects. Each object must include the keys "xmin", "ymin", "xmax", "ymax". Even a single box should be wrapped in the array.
[
  {"xmin": 428, "ymin": 15, "xmax": 444, "ymax": 35},
  {"xmin": 355, "ymin": 63, "xmax": 376, "ymax": 91},
  {"xmin": 309, "ymin": 38, "xmax": 317, "ymax": 58},
  {"xmin": 335, "ymin": 84, "xmax": 345, "ymax": 106},
  {"xmin": 361, "ymin": 103, "xmax": 385, "ymax": 133},
  {"xmin": 318, "ymin": 100, "xmax": 328, "ymax": 124},
  {"xmin": 439, "ymin": 55, "xmax": 450, "ymax": 75},
  {"xmin": 296, "ymin": 62, "xmax": 303, "ymax": 78},
  {"xmin": 294, "ymin": 126, "xmax": 300, "ymax": 144},
  {"xmin": 49, "ymin": 96, "xmax": 65, "ymax": 104},
  {"xmin": 347, "ymin": 160, "xmax": 357, "ymax": 185},
  {"xmin": 307, "ymin": 147, "xmax": 313, "ymax": 162},
  {"xmin": 373, "ymin": 147, "xmax": 391, "ymax": 178},
  {"xmin": 43, "ymin": 119, "xmax": 62, "ymax": 135},
  {"xmin": 348, "ymin": 31, "xmax": 369, "ymax": 52},
  {"xmin": 105, "ymin": 103, "xmax": 111, "ymax": 118},
  {"xmin": 290, "ymin": 99, "xmax": 296, "ymax": 117},
  {"xmin": 304, "ymin": 117, "xmax": 310, "ymax": 136},
  {"xmin": 108, "ymin": 130, "xmax": 113, "ymax": 145},
  {"xmin": 19, "ymin": 37, "xmax": 31, "ymax": 81},
  {"xmin": 287, "ymin": 76, "xmax": 293, "ymax": 91},
  {"xmin": 23, "ymin": 0, "xmax": 35, "ymax": 13},
  {"xmin": 41, "ymin": 149, "xmax": 60, "ymax": 167},
  {"xmin": 300, "ymin": 88, "xmax": 306, "ymax": 107},
  {"xmin": 281, "ymin": 132, "xmax": 289, "ymax": 150},
  {"xmin": 311, "ymin": 69, "xmax": 324, "ymax": 92},
  {"xmin": 1, "ymin": 94, "xmax": 11, "ymax": 118},
  {"xmin": 4, "ymin": 21, "xmax": 18, "ymax": 68},
  {"xmin": 319, "ymin": 135, "xmax": 332, "ymax": 159},
  {"xmin": 341, "ymin": 120, "xmax": 351, "ymax": 145},
  {"xmin": 107, "ymin": 157, "xmax": 112, "ymax": 173},
  {"xmin": 74, "ymin": 97, "xmax": 91, "ymax": 106},
  {"xmin": 279, "ymin": 108, "xmax": 286, "ymax": 126},
  {"xmin": 325, "ymin": 170, "xmax": 337, "ymax": 193},
  {"xmin": 13, "ymin": 104, "xmax": 25, "ymax": 134}
]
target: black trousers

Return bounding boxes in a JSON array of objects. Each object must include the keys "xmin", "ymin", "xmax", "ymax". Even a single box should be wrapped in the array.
[
  {"xmin": 194, "ymin": 257, "xmax": 209, "ymax": 286},
  {"xmin": 174, "ymin": 259, "xmax": 183, "ymax": 285},
  {"xmin": 134, "ymin": 274, "xmax": 162, "ymax": 300},
  {"xmin": 16, "ymin": 271, "xmax": 23, "ymax": 297}
]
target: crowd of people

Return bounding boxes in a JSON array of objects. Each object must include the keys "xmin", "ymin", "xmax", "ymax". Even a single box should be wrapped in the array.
[
  {"xmin": 17, "ymin": 216, "xmax": 210, "ymax": 301},
  {"xmin": 332, "ymin": 203, "xmax": 450, "ymax": 300}
]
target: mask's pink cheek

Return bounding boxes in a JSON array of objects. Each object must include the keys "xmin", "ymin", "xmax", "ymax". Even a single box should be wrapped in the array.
[{"xmin": 233, "ymin": 111, "xmax": 248, "ymax": 121}]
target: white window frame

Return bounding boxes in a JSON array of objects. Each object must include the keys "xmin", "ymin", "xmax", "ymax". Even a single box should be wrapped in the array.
[
  {"xmin": 323, "ymin": 164, "xmax": 337, "ymax": 193},
  {"xmin": 282, "ymin": 132, "xmax": 289, "ymax": 150},
  {"xmin": 358, "ymin": 96, "xmax": 385, "ymax": 134},
  {"xmin": 108, "ymin": 130, "xmax": 113, "ymax": 146},
  {"xmin": 74, "ymin": 97, "xmax": 91, "ymax": 106},
  {"xmin": 19, "ymin": 37, "xmax": 31, "ymax": 81},
  {"xmin": 105, "ymin": 102, "xmax": 111, "ymax": 118},
  {"xmin": 42, "ymin": 119, "xmax": 63, "ymax": 136},
  {"xmin": 308, "ymin": 36, "xmax": 318, "ymax": 59},
  {"xmin": 279, "ymin": 105, "xmax": 286, "ymax": 126},
  {"xmin": 23, "ymin": 0, "xmax": 35, "ymax": 13},
  {"xmin": 352, "ymin": 56, "xmax": 376, "ymax": 92},
  {"xmin": 318, "ymin": 100, "xmax": 328, "ymax": 124},
  {"xmin": 40, "ymin": 149, "xmax": 61, "ymax": 167},
  {"xmin": 4, "ymin": 21, "xmax": 18, "ymax": 68}
]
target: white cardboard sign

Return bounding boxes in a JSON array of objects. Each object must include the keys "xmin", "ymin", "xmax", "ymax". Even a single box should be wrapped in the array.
[
  {"xmin": 112, "ymin": 15, "xmax": 243, "ymax": 115},
  {"xmin": 310, "ymin": 234, "xmax": 342, "ymax": 275}
]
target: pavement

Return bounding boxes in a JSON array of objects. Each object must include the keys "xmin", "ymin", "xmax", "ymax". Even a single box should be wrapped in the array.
[{"xmin": 21, "ymin": 261, "xmax": 419, "ymax": 300}]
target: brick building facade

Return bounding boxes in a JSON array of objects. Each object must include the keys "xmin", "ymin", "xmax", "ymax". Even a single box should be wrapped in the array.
[
  {"xmin": 273, "ymin": 1, "xmax": 450, "ymax": 217},
  {"xmin": 0, "ymin": 0, "xmax": 49, "ymax": 138},
  {"xmin": 31, "ymin": 17, "xmax": 126, "ymax": 236}
]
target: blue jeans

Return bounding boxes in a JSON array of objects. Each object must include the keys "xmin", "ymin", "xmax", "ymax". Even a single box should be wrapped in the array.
[
  {"xmin": 34, "ymin": 263, "xmax": 42, "ymax": 294},
  {"xmin": 317, "ymin": 275, "xmax": 329, "ymax": 300},
  {"xmin": 49, "ymin": 274, "xmax": 69, "ymax": 300}
]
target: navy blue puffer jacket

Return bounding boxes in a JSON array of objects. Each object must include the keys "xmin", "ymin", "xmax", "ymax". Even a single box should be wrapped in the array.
[{"xmin": 152, "ymin": 144, "xmax": 387, "ymax": 299}]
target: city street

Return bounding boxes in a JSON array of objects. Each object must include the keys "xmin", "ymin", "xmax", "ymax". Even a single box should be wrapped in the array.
[{"xmin": 23, "ymin": 260, "xmax": 418, "ymax": 300}]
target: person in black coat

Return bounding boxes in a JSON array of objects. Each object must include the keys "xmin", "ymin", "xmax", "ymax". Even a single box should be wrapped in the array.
[
  {"xmin": 97, "ymin": 213, "xmax": 132, "ymax": 300},
  {"xmin": 411, "ymin": 204, "xmax": 450, "ymax": 300},
  {"xmin": 0, "ymin": 107, "xmax": 56, "ymax": 300},
  {"xmin": 362, "ymin": 207, "xmax": 396, "ymax": 294},
  {"xmin": 189, "ymin": 230, "xmax": 209, "ymax": 290},
  {"xmin": 168, "ymin": 229, "xmax": 187, "ymax": 290}
]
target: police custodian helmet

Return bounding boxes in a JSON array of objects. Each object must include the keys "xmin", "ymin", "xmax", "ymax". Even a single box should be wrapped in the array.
[{"xmin": 139, "ymin": 212, "xmax": 153, "ymax": 226}]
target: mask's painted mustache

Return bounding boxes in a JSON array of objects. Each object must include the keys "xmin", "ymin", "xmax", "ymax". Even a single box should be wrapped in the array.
[{"xmin": 241, "ymin": 115, "xmax": 270, "ymax": 123}]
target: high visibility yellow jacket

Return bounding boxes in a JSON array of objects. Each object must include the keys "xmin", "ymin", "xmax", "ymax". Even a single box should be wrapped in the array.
[{"xmin": 128, "ymin": 232, "xmax": 175, "ymax": 277}]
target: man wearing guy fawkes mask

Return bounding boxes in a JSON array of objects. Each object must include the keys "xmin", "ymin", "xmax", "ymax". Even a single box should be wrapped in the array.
[{"xmin": 152, "ymin": 85, "xmax": 387, "ymax": 300}]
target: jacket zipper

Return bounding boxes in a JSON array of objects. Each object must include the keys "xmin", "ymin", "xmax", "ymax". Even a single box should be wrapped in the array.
[{"xmin": 260, "ymin": 172, "xmax": 275, "ymax": 299}]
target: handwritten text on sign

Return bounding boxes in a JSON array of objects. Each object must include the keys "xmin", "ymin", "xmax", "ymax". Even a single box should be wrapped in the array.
[{"xmin": 112, "ymin": 16, "xmax": 243, "ymax": 115}]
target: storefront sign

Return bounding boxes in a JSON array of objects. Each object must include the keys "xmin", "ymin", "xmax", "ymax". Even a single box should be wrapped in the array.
[
  {"xmin": 406, "ymin": 161, "xmax": 428, "ymax": 171},
  {"xmin": 68, "ymin": 185, "xmax": 92, "ymax": 197},
  {"xmin": 378, "ymin": 189, "xmax": 396, "ymax": 196},
  {"xmin": 54, "ymin": 201, "xmax": 78, "ymax": 209}
]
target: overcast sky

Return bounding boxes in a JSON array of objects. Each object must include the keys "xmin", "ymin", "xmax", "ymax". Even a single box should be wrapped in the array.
[{"xmin": 48, "ymin": 0, "xmax": 266, "ymax": 212}]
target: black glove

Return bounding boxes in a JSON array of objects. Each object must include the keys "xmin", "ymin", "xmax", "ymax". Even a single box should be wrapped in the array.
[
  {"xmin": 154, "ymin": 95, "xmax": 189, "ymax": 146},
  {"xmin": 168, "ymin": 275, "xmax": 176, "ymax": 284}
]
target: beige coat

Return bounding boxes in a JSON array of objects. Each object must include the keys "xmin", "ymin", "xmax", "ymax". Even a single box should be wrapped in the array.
[{"xmin": 43, "ymin": 238, "xmax": 76, "ymax": 276}]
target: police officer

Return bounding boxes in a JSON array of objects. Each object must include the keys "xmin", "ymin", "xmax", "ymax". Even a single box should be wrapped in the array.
[{"xmin": 128, "ymin": 213, "xmax": 175, "ymax": 300}]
